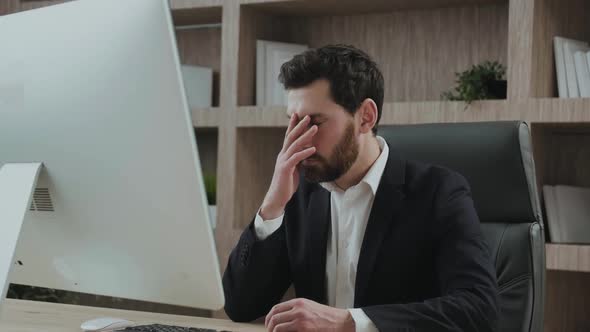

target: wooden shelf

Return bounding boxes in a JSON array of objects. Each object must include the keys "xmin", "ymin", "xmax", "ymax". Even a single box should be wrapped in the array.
[
  {"xmin": 237, "ymin": 106, "xmax": 288, "ymax": 127},
  {"xmin": 240, "ymin": 0, "xmax": 505, "ymax": 16},
  {"xmin": 236, "ymin": 101, "xmax": 515, "ymax": 128},
  {"xmin": 237, "ymin": 98, "xmax": 590, "ymax": 127},
  {"xmin": 171, "ymin": 0, "xmax": 224, "ymax": 10},
  {"xmin": 380, "ymin": 98, "xmax": 590, "ymax": 124},
  {"xmin": 192, "ymin": 107, "xmax": 221, "ymax": 128},
  {"xmin": 547, "ymin": 244, "xmax": 590, "ymax": 272}
]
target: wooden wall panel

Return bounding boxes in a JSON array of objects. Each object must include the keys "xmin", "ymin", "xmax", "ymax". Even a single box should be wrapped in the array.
[
  {"xmin": 234, "ymin": 128, "xmax": 284, "ymax": 229},
  {"xmin": 295, "ymin": 4, "xmax": 508, "ymax": 103},
  {"xmin": 237, "ymin": 3, "xmax": 508, "ymax": 105},
  {"xmin": 506, "ymin": 0, "xmax": 534, "ymax": 99},
  {"xmin": 545, "ymin": 271, "xmax": 590, "ymax": 332}
]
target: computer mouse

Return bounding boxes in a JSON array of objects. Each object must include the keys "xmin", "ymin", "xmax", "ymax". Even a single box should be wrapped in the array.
[{"xmin": 80, "ymin": 317, "xmax": 136, "ymax": 332}]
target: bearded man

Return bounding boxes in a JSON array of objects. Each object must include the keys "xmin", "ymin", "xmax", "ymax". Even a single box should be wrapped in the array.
[{"xmin": 222, "ymin": 45, "xmax": 499, "ymax": 332}]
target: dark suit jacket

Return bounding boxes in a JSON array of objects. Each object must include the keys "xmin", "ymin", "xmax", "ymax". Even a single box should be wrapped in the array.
[{"xmin": 223, "ymin": 150, "xmax": 499, "ymax": 332}]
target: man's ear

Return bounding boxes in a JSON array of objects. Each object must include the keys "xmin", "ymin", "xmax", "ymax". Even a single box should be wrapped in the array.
[{"xmin": 357, "ymin": 98, "xmax": 378, "ymax": 134}]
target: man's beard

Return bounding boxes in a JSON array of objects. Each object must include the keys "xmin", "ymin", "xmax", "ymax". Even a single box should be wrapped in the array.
[{"xmin": 302, "ymin": 121, "xmax": 359, "ymax": 183}]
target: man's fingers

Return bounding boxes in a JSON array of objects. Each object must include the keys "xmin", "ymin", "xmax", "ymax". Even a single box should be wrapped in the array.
[
  {"xmin": 272, "ymin": 321, "xmax": 297, "ymax": 332},
  {"xmin": 283, "ymin": 115, "xmax": 310, "ymax": 151},
  {"xmin": 286, "ymin": 146, "xmax": 316, "ymax": 169},
  {"xmin": 266, "ymin": 309, "xmax": 298, "ymax": 332},
  {"xmin": 284, "ymin": 125, "xmax": 317, "ymax": 159},
  {"xmin": 265, "ymin": 302, "xmax": 294, "ymax": 327}
]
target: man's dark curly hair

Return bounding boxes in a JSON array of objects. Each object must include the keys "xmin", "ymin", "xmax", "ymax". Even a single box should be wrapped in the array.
[{"xmin": 278, "ymin": 44, "xmax": 384, "ymax": 135}]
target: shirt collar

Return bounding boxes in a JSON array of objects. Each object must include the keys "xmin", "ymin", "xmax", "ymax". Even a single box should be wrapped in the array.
[{"xmin": 320, "ymin": 136, "xmax": 389, "ymax": 195}]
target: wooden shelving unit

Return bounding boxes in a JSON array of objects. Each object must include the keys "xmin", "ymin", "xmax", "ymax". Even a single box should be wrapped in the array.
[
  {"xmin": 3, "ymin": 0, "xmax": 590, "ymax": 330},
  {"xmin": 237, "ymin": 0, "xmax": 508, "ymax": 106},
  {"xmin": 171, "ymin": 0, "xmax": 222, "ymax": 25}
]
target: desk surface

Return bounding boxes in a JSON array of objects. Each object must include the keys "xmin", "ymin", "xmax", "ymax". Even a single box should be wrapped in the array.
[{"xmin": 0, "ymin": 299, "xmax": 265, "ymax": 332}]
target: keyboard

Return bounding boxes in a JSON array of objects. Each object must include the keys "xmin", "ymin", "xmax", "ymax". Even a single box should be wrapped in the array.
[{"xmin": 121, "ymin": 324, "xmax": 231, "ymax": 332}]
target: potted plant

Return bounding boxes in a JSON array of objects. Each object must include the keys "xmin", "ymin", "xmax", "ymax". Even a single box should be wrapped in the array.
[
  {"xmin": 442, "ymin": 60, "xmax": 507, "ymax": 106},
  {"xmin": 8, "ymin": 284, "xmax": 79, "ymax": 304}
]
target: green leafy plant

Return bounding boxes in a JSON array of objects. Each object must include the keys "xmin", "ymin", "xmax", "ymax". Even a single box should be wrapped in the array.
[
  {"xmin": 203, "ymin": 173, "xmax": 216, "ymax": 205},
  {"xmin": 442, "ymin": 61, "xmax": 507, "ymax": 106}
]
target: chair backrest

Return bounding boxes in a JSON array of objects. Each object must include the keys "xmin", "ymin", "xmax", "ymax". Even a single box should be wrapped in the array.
[{"xmin": 379, "ymin": 121, "xmax": 545, "ymax": 332}]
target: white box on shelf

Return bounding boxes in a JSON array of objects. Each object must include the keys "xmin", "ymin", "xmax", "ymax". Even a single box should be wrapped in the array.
[
  {"xmin": 544, "ymin": 184, "xmax": 590, "ymax": 244},
  {"xmin": 180, "ymin": 65, "xmax": 213, "ymax": 109},
  {"xmin": 256, "ymin": 40, "xmax": 308, "ymax": 106}
]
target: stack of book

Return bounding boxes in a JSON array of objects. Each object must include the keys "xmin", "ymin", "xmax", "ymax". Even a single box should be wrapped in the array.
[
  {"xmin": 543, "ymin": 184, "xmax": 590, "ymax": 244},
  {"xmin": 554, "ymin": 36, "xmax": 590, "ymax": 98},
  {"xmin": 181, "ymin": 65, "xmax": 213, "ymax": 109}
]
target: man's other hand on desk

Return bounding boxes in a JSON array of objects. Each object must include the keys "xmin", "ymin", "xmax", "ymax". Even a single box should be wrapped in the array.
[{"xmin": 264, "ymin": 298, "xmax": 355, "ymax": 332}]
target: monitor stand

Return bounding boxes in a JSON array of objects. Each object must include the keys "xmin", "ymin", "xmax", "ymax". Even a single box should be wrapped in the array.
[{"xmin": 0, "ymin": 163, "xmax": 43, "ymax": 309}]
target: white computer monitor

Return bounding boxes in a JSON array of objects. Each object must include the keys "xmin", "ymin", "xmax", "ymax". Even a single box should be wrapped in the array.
[{"xmin": 0, "ymin": 0, "xmax": 224, "ymax": 310}]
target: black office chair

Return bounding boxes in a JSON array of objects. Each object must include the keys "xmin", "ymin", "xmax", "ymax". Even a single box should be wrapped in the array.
[{"xmin": 380, "ymin": 121, "xmax": 545, "ymax": 332}]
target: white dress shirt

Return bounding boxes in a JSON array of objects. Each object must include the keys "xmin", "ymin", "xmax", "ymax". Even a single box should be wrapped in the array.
[{"xmin": 253, "ymin": 136, "xmax": 389, "ymax": 332}]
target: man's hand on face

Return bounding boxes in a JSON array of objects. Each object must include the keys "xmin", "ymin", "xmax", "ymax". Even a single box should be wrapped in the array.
[
  {"xmin": 264, "ymin": 298, "xmax": 355, "ymax": 332},
  {"xmin": 260, "ymin": 114, "xmax": 318, "ymax": 220}
]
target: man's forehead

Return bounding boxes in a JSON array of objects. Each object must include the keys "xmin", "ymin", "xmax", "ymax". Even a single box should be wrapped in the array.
[{"xmin": 286, "ymin": 98, "xmax": 331, "ymax": 118}]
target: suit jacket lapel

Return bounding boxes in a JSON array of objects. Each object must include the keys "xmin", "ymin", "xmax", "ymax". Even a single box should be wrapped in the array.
[
  {"xmin": 306, "ymin": 186, "xmax": 331, "ymax": 304},
  {"xmin": 354, "ymin": 152, "xmax": 406, "ymax": 307}
]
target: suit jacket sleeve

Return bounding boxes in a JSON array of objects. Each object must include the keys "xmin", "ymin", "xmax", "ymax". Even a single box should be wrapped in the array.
[
  {"xmin": 222, "ymin": 218, "xmax": 292, "ymax": 322},
  {"xmin": 361, "ymin": 170, "xmax": 499, "ymax": 332}
]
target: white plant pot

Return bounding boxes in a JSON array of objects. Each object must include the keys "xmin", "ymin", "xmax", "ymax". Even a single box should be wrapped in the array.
[{"xmin": 208, "ymin": 205, "xmax": 217, "ymax": 229}]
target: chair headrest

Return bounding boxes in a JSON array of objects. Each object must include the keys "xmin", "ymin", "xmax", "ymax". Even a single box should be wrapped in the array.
[{"xmin": 379, "ymin": 121, "xmax": 541, "ymax": 224}]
